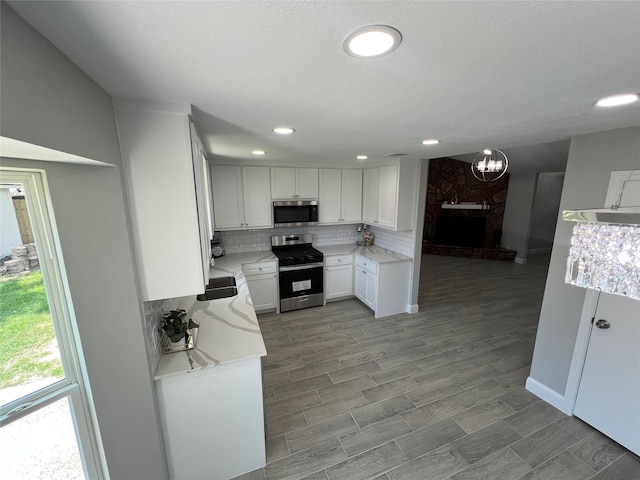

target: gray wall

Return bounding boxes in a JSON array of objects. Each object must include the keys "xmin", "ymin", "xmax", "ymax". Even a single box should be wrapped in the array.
[
  {"xmin": 529, "ymin": 126, "xmax": 640, "ymax": 395},
  {"xmin": 528, "ymin": 172, "xmax": 565, "ymax": 252},
  {"xmin": 1, "ymin": 4, "xmax": 168, "ymax": 479},
  {"xmin": 501, "ymin": 173, "xmax": 538, "ymax": 263}
]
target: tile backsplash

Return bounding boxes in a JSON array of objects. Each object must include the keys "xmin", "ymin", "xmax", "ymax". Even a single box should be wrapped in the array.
[
  {"xmin": 143, "ymin": 297, "xmax": 175, "ymax": 377},
  {"xmin": 215, "ymin": 224, "xmax": 416, "ymax": 257}
]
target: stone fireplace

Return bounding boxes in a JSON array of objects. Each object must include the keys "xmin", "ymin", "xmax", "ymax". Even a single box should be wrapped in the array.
[{"xmin": 423, "ymin": 157, "xmax": 515, "ymax": 261}]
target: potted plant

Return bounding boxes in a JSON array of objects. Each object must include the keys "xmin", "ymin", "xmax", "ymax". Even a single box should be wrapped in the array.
[{"xmin": 159, "ymin": 309, "xmax": 199, "ymax": 353}]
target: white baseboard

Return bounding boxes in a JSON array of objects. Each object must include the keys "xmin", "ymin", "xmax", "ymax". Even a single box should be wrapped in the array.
[
  {"xmin": 527, "ymin": 247, "xmax": 552, "ymax": 255},
  {"xmin": 515, "ymin": 257, "xmax": 527, "ymax": 265},
  {"xmin": 525, "ymin": 376, "xmax": 571, "ymax": 414},
  {"xmin": 407, "ymin": 304, "xmax": 419, "ymax": 314}
]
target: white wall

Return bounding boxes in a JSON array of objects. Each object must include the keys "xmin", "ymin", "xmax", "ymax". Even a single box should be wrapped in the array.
[
  {"xmin": 0, "ymin": 4, "xmax": 168, "ymax": 479},
  {"xmin": 0, "ymin": 188, "xmax": 22, "ymax": 256},
  {"xmin": 529, "ymin": 126, "xmax": 640, "ymax": 397},
  {"xmin": 528, "ymin": 172, "xmax": 565, "ymax": 253},
  {"xmin": 501, "ymin": 173, "xmax": 538, "ymax": 263}
]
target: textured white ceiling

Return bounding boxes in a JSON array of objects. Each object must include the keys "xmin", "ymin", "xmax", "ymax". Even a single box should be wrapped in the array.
[{"xmin": 8, "ymin": 1, "xmax": 640, "ymax": 171}]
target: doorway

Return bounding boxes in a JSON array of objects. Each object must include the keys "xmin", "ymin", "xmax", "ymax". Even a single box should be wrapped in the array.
[{"xmin": 0, "ymin": 168, "xmax": 105, "ymax": 479}]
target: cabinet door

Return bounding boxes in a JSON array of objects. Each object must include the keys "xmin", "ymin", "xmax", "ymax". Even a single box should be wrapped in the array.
[
  {"xmin": 211, "ymin": 166, "xmax": 245, "ymax": 229},
  {"xmin": 246, "ymin": 273, "xmax": 278, "ymax": 312},
  {"xmin": 354, "ymin": 267, "xmax": 366, "ymax": 302},
  {"xmin": 377, "ymin": 165, "xmax": 398, "ymax": 228},
  {"xmin": 319, "ymin": 169, "xmax": 342, "ymax": 223},
  {"xmin": 325, "ymin": 264, "xmax": 353, "ymax": 300},
  {"xmin": 296, "ymin": 168, "xmax": 319, "ymax": 198},
  {"xmin": 243, "ymin": 167, "xmax": 272, "ymax": 228},
  {"xmin": 115, "ymin": 106, "xmax": 203, "ymax": 301},
  {"xmin": 190, "ymin": 122, "xmax": 212, "ymax": 284},
  {"xmin": 270, "ymin": 167, "xmax": 296, "ymax": 198},
  {"xmin": 341, "ymin": 169, "xmax": 362, "ymax": 223},
  {"xmin": 364, "ymin": 271, "xmax": 378, "ymax": 310},
  {"xmin": 362, "ymin": 168, "xmax": 378, "ymax": 224}
]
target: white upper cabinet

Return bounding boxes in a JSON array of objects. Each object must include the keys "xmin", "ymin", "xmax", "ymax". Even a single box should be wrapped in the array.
[
  {"xmin": 211, "ymin": 165, "xmax": 271, "ymax": 230},
  {"xmin": 362, "ymin": 163, "xmax": 416, "ymax": 231},
  {"xmin": 377, "ymin": 165, "xmax": 399, "ymax": 228},
  {"xmin": 271, "ymin": 167, "xmax": 318, "ymax": 199},
  {"xmin": 319, "ymin": 169, "xmax": 362, "ymax": 224},
  {"xmin": 242, "ymin": 167, "xmax": 272, "ymax": 228},
  {"xmin": 341, "ymin": 169, "xmax": 363, "ymax": 223},
  {"xmin": 114, "ymin": 101, "xmax": 212, "ymax": 301},
  {"xmin": 210, "ymin": 166, "xmax": 245, "ymax": 229},
  {"xmin": 362, "ymin": 168, "xmax": 379, "ymax": 225}
]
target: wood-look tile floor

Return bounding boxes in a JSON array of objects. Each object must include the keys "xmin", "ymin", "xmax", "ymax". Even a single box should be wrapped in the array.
[{"xmin": 233, "ymin": 254, "xmax": 640, "ymax": 480}]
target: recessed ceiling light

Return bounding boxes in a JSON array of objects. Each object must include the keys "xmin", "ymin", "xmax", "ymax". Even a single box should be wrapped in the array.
[
  {"xmin": 421, "ymin": 139, "xmax": 440, "ymax": 145},
  {"xmin": 344, "ymin": 25, "xmax": 402, "ymax": 59},
  {"xmin": 273, "ymin": 127, "xmax": 295, "ymax": 134},
  {"xmin": 252, "ymin": 150, "xmax": 266, "ymax": 155},
  {"xmin": 595, "ymin": 93, "xmax": 639, "ymax": 107},
  {"xmin": 356, "ymin": 155, "xmax": 368, "ymax": 160}
]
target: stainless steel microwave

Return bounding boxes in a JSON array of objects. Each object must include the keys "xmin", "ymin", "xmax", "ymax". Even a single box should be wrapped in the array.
[{"xmin": 273, "ymin": 200, "xmax": 319, "ymax": 227}]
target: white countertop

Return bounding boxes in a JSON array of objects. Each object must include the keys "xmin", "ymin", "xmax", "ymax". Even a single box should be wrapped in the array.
[
  {"xmin": 153, "ymin": 252, "xmax": 274, "ymax": 381},
  {"xmin": 153, "ymin": 246, "xmax": 408, "ymax": 380},
  {"xmin": 316, "ymin": 244, "xmax": 411, "ymax": 264}
]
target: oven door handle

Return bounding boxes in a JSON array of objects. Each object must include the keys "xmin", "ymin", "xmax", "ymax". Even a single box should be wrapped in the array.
[{"xmin": 279, "ymin": 262, "xmax": 324, "ymax": 272}]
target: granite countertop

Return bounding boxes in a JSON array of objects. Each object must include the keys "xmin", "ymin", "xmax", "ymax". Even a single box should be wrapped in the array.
[
  {"xmin": 153, "ymin": 252, "xmax": 275, "ymax": 381},
  {"xmin": 316, "ymin": 244, "xmax": 411, "ymax": 264}
]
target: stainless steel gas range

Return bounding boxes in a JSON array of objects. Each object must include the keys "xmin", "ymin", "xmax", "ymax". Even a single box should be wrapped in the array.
[{"xmin": 271, "ymin": 234, "xmax": 324, "ymax": 313}]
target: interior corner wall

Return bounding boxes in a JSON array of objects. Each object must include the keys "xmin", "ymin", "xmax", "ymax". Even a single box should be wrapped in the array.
[
  {"xmin": 529, "ymin": 126, "xmax": 640, "ymax": 397},
  {"xmin": 1, "ymin": 4, "xmax": 168, "ymax": 479},
  {"xmin": 501, "ymin": 173, "xmax": 538, "ymax": 263},
  {"xmin": 527, "ymin": 172, "xmax": 565, "ymax": 253}
]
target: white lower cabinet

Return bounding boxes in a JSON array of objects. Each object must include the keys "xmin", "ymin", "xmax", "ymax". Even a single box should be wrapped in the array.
[
  {"xmin": 243, "ymin": 261, "xmax": 278, "ymax": 313},
  {"xmin": 354, "ymin": 255, "xmax": 410, "ymax": 318},
  {"xmin": 156, "ymin": 357, "xmax": 265, "ymax": 480},
  {"xmin": 325, "ymin": 254, "xmax": 353, "ymax": 301},
  {"xmin": 354, "ymin": 256, "xmax": 377, "ymax": 310}
]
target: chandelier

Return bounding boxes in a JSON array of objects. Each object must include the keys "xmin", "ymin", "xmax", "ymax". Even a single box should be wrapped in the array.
[
  {"xmin": 564, "ymin": 207, "xmax": 640, "ymax": 300},
  {"xmin": 471, "ymin": 148, "xmax": 509, "ymax": 182}
]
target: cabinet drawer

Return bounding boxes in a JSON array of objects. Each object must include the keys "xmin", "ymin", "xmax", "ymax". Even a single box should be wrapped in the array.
[
  {"xmin": 243, "ymin": 261, "xmax": 277, "ymax": 276},
  {"xmin": 355, "ymin": 255, "xmax": 378, "ymax": 275},
  {"xmin": 325, "ymin": 254, "xmax": 353, "ymax": 266}
]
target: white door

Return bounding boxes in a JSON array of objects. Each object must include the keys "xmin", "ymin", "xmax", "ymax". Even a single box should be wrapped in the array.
[
  {"xmin": 326, "ymin": 264, "xmax": 352, "ymax": 300},
  {"xmin": 319, "ymin": 169, "xmax": 342, "ymax": 223},
  {"xmin": 245, "ymin": 273, "xmax": 278, "ymax": 312},
  {"xmin": 243, "ymin": 167, "xmax": 272, "ymax": 228},
  {"xmin": 354, "ymin": 267, "xmax": 366, "ymax": 302},
  {"xmin": 270, "ymin": 167, "xmax": 296, "ymax": 198},
  {"xmin": 296, "ymin": 168, "xmax": 318, "ymax": 198},
  {"xmin": 364, "ymin": 271, "xmax": 378, "ymax": 310},
  {"xmin": 574, "ymin": 293, "xmax": 640, "ymax": 455},
  {"xmin": 377, "ymin": 165, "xmax": 398, "ymax": 228},
  {"xmin": 341, "ymin": 169, "xmax": 363, "ymax": 223},
  {"xmin": 362, "ymin": 168, "xmax": 378, "ymax": 224},
  {"xmin": 211, "ymin": 165, "xmax": 244, "ymax": 229}
]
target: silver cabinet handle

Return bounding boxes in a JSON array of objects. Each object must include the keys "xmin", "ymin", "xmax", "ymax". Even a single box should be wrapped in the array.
[{"xmin": 595, "ymin": 319, "xmax": 611, "ymax": 329}]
